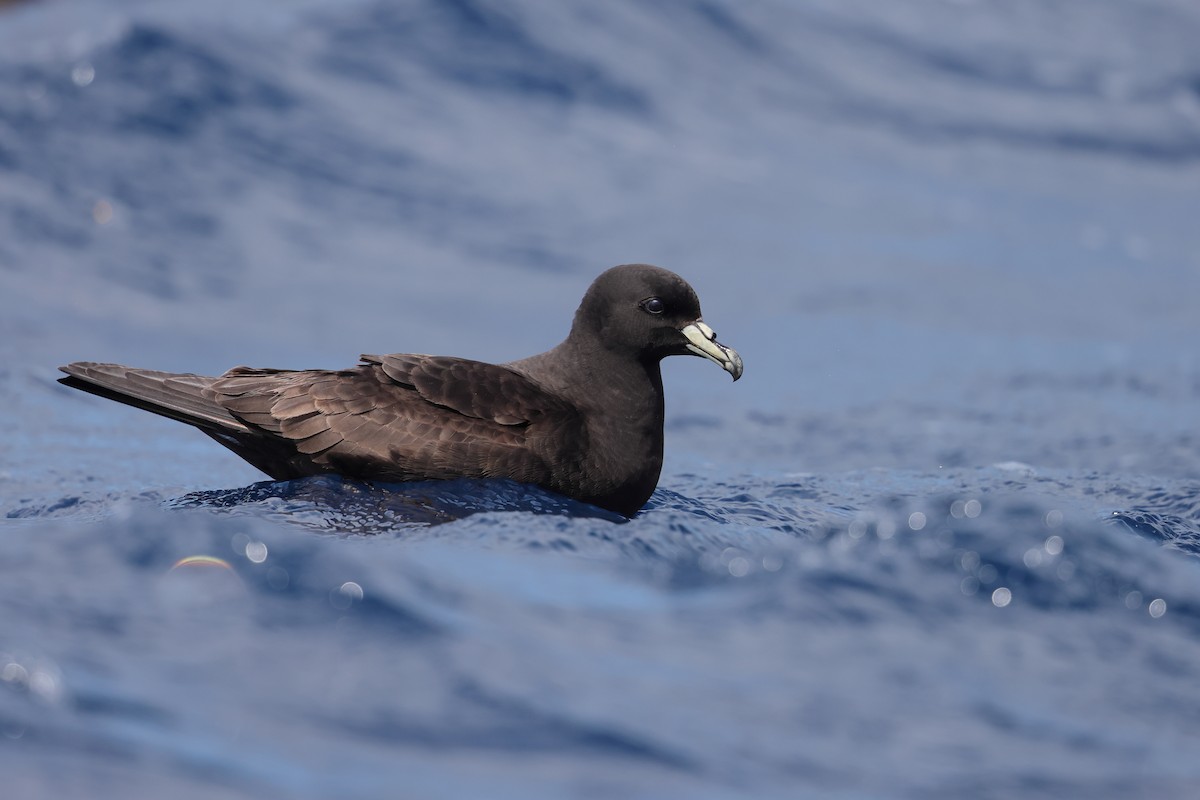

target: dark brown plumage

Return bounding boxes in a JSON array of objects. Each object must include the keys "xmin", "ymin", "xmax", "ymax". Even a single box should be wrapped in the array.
[{"xmin": 58, "ymin": 264, "xmax": 742, "ymax": 516}]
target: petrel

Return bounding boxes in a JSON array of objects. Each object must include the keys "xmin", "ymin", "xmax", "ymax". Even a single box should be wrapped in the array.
[{"xmin": 59, "ymin": 264, "xmax": 742, "ymax": 516}]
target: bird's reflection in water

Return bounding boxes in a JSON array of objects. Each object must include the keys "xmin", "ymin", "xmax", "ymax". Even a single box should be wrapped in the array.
[{"xmin": 170, "ymin": 475, "xmax": 625, "ymax": 534}]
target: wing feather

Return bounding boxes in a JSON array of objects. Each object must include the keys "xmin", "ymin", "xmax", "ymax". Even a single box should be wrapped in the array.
[
  {"xmin": 199, "ymin": 354, "xmax": 584, "ymax": 485},
  {"xmin": 361, "ymin": 353, "xmax": 575, "ymax": 427},
  {"xmin": 294, "ymin": 427, "xmax": 344, "ymax": 455}
]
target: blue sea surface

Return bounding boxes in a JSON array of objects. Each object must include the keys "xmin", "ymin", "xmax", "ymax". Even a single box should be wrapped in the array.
[{"xmin": 2, "ymin": 1, "xmax": 1200, "ymax": 797}]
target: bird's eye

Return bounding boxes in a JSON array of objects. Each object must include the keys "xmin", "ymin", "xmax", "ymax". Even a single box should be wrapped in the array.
[{"xmin": 641, "ymin": 297, "xmax": 666, "ymax": 315}]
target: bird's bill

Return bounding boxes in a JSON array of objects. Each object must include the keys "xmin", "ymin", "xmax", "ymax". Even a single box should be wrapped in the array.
[{"xmin": 680, "ymin": 321, "xmax": 743, "ymax": 381}]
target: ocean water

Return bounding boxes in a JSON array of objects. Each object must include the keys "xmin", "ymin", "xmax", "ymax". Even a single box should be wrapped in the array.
[{"xmin": 2, "ymin": 1, "xmax": 1200, "ymax": 797}]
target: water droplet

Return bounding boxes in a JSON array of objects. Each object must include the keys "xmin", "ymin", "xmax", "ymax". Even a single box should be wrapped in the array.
[
  {"xmin": 876, "ymin": 516, "xmax": 897, "ymax": 540},
  {"xmin": 245, "ymin": 541, "xmax": 268, "ymax": 564},
  {"xmin": 92, "ymin": 199, "xmax": 113, "ymax": 225},
  {"xmin": 2, "ymin": 662, "xmax": 29, "ymax": 686},
  {"xmin": 71, "ymin": 62, "xmax": 95, "ymax": 87},
  {"xmin": 329, "ymin": 581, "xmax": 364, "ymax": 610}
]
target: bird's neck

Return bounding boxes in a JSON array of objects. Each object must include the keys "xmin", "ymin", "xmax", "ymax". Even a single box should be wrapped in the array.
[
  {"xmin": 510, "ymin": 336, "xmax": 665, "ymax": 421},
  {"xmin": 509, "ymin": 337, "xmax": 667, "ymax": 514}
]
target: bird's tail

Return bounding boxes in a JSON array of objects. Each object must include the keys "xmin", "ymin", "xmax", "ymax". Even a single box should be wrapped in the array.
[{"xmin": 58, "ymin": 362, "xmax": 249, "ymax": 433}]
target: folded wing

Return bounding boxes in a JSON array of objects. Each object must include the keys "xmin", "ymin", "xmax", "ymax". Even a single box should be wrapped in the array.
[{"xmin": 202, "ymin": 355, "xmax": 584, "ymax": 484}]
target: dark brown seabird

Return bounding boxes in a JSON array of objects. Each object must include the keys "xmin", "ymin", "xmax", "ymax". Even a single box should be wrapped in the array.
[{"xmin": 58, "ymin": 264, "xmax": 743, "ymax": 517}]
